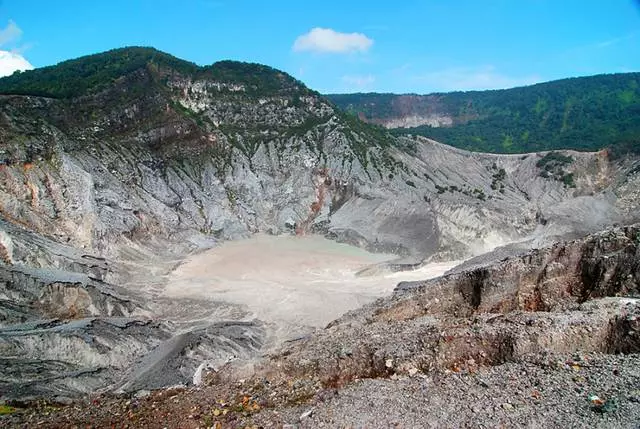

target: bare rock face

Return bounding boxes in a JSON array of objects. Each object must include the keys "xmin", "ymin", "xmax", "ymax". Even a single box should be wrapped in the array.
[
  {"xmin": 249, "ymin": 225, "xmax": 640, "ymax": 388},
  {"xmin": 382, "ymin": 113, "xmax": 453, "ymax": 129},
  {"xmin": 327, "ymin": 93, "xmax": 460, "ymax": 129},
  {"xmin": 394, "ymin": 225, "xmax": 640, "ymax": 314}
]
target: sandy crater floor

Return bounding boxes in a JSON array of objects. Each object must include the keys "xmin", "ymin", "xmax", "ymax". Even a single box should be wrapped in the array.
[{"xmin": 164, "ymin": 234, "xmax": 458, "ymax": 332}]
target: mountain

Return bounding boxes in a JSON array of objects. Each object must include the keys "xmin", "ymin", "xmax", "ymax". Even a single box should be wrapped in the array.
[
  {"xmin": 327, "ymin": 72, "xmax": 640, "ymax": 154},
  {"xmin": 0, "ymin": 47, "xmax": 638, "ymax": 402}
]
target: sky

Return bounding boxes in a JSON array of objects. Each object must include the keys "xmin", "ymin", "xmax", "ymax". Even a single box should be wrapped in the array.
[{"xmin": 0, "ymin": 0, "xmax": 639, "ymax": 94}]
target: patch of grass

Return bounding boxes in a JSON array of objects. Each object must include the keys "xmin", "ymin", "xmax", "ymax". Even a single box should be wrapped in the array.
[
  {"xmin": 536, "ymin": 151, "xmax": 576, "ymax": 187},
  {"xmin": 0, "ymin": 404, "xmax": 17, "ymax": 415},
  {"xmin": 169, "ymin": 100, "xmax": 205, "ymax": 127},
  {"xmin": 225, "ymin": 188, "xmax": 237, "ymax": 206},
  {"xmin": 493, "ymin": 168, "xmax": 506, "ymax": 180},
  {"xmin": 536, "ymin": 152, "xmax": 573, "ymax": 170},
  {"xmin": 473, "ymin": 188, "xmax": 486, "ymax": 200},
  {"xmin": 491, "ymin": 167, "xmax": 506, "ymax": 190},
  {"xmin": 562, "ymin": 172, "xmax": 576, "ymax": 188}
]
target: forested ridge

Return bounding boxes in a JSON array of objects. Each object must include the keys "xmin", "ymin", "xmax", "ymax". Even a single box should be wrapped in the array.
[
  {"xmin": 0, "ymin": 46, "xmax": 309, "ymax": 99},
  {"xmin": 328, "ymin": 73, "xmax": 640, "ymax": 155}
]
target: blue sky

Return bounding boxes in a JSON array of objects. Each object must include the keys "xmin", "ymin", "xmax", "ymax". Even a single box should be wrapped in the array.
[{"xmin": 0, "ymin": 0, "xmax": 639, "ymax": 93}]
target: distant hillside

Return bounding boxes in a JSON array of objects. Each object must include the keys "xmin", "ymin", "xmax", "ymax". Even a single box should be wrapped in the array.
[{"xmin": 327, "ymin": 73, "xmax": 640, "ymax": 155}]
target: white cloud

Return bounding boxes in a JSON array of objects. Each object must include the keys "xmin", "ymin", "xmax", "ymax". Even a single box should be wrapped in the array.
[
  {"xmin": 0, "ymin": 50, "xmax": 33, "ymax": 77},
  {"xmin": 341, "ymin": 74, "xmax": 375, "ymax": 89},
  {"xmin": 293, "ymin": 27, "xmax": 373, "ymax": 54},
  {"xmin": 0, "ymin": 21, "xmax": 33, "ymax": 77},
  {"xmin": 413, "ymin": 66, "xmax": 541, "ymax": 92},
  {"xmin": 0, "ymin": 20, "xmax": 22, "ymax": 46}
]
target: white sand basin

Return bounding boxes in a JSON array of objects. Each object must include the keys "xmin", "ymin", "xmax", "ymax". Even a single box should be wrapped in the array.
[{"xmin": 165, "ymin": 234, "xmax": 459, "ymax": 330}]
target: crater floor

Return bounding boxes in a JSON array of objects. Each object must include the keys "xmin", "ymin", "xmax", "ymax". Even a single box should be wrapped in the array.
[{"xmin": 164, "ymin": 234, "xmax": 458, "ymax": 336}]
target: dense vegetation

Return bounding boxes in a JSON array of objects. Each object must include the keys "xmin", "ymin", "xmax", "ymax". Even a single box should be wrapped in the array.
[
  {"xmin": 0, "ymin": 47, "xmax": 308, "ymax": 98},
  {"xmin": 328, "ymin": 73, "xmax": 640, "ymax": 154},
  {"xmin": 536, "ymin": 152, "xmax": 576, "ymax": 187},
  {"xmin": 4, "ymin": 47, "xmax": 636, "ymax": 158}
]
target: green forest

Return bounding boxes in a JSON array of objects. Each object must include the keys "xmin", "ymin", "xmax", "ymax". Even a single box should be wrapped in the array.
[
  {"xmin": 329, "ymin": 73, "xmax": 640, "ymax": 155},
  {"xmin": 0, "ymin": 47, "xmax": 308, "ymax": 99}
]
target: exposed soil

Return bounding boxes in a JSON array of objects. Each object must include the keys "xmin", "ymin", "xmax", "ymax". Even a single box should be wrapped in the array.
[{"xmin": 163, "ymin": 234, "xmax": 458, "ymax": 339}]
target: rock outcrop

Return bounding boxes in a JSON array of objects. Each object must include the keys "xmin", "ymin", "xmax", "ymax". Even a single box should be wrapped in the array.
[{"xmin": 236, "ymin": 225, "xmax": 640, "ymax": 389}]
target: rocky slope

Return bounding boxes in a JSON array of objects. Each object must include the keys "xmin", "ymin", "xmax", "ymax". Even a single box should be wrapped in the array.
[
  {"xmin": 0, "ymin": 47, "xmax": 638, "ymax": 402},
  {"xmin": 4, "ymin": 224, "xmax": 640, "ymax": 427}
]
